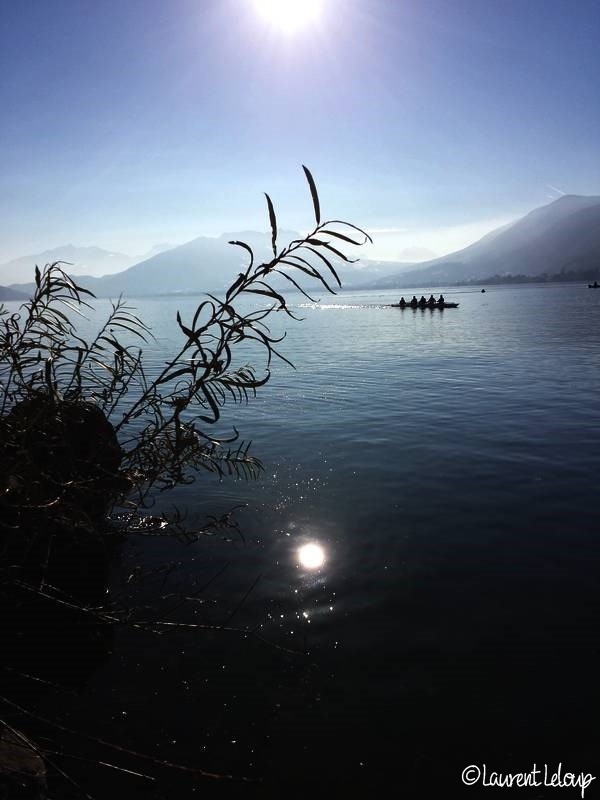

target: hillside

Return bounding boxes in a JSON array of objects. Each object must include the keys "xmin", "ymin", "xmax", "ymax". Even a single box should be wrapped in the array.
[
  {"xmin": 0, "ymin": 245, "xmax": 137, "ymax": 285},
  {"xmin": 7, "ymin": 195, "xmax": 600, "ymax": 298},
  {"xmin": 0, "ymin": 243, "xmax": 175, "ymax": 288},
  {"xmin": 7, "ymin": 231, "xmax": 405, "ymax": 299},
  {"xmin": 0, "ymin": 285, "xmax": 28, "ymax": 301},
  {"xmin": 75, "ymin": 233, "xmax": 280, "ymax": 297},
  {"xmin": 370, "ymin": 195, "xmax": 600, "ymax": 288},
  {"xmin": 75, "ymin": 232, "xmax": 410, "ymax": 297}
]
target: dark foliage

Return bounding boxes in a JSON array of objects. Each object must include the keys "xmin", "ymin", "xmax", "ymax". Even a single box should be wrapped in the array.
[{"xmin": 0, "ymin": 170, "xmax": 370, "ymax": 795}]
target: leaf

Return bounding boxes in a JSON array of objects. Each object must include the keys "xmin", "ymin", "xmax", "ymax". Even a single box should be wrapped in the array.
[
  {"xmin": 71, "ymin": 281, "xmax": 96, "ymax": 298},
  {"xmin": 278, "ymin": 256, "xmax": 319, "ymax": 279},
  {"xmin": 176, "ymin": 311, "xmax": 194, "ymax": 339},
  {"xmin": 111, "ymin": 320, "xmax": 149, "ymax": 341},
  {"xmin": 225, "ymin": 272, "xmax": 246, "ymax": 302},
  {"xmin": 273, "ymin": 268, "xmax": 319, "ymax": 303},
  {"xmin": 198, "ymin": 382, "xmax": 221, "ymax": 424},
  {"xmin": 302, "ymin": 165, "xmax": 321, "ymax": 226},
  {"xmin": 319, "ymin": 229, "xmax": 366, "ymax": 246},
  {"xmin": 192, "ymin": 299, "xmax": 215, "ymax": 330},
  {"xmin": 264, "ymin": 193, "xmax": 278, "ymax": 257},
  {"xmin": 228, "ymin": 240, "xmax": 255, "ymax": 273},
  {"xmin": 246, "ymin": 287, "xmax": 287, "ymax": 308},
  {"xmin": 307, "ymin": 239, "xmax": 358, "ymax": 264},
  {"xmin": 278, "ymin": 257, "xmax": 335, "ymax": 293},
  {"xmin": 305, "ymin": 247, "xmax": 342, "ymax": 287},
  {"xmin": 156, "ymin": 366, "xmax": 194, "ymax": 385},
  {"xmin": 326, "ymin": 220, "xmax": 374, "ymax": 244}
]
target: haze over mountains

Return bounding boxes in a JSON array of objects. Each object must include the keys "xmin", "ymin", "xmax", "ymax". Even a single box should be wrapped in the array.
[
  {"xmin": 370, "ymin": 194, "xmax": 600, "ymax": 288},
  {"xmin": 0, "ymin": 243, "xmax": 173, "ymax": 285},
  {"xmin": 2, "ymin": 195, "xmax": 599, "ymax": 300},
  {"xmin": 3, "ymin": 230, "xmax": 403, "ymax": 298}
]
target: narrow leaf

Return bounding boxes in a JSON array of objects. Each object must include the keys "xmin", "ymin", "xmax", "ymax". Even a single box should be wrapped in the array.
[
  {"xmin": 327, "ymin": 220, "xmax": 374, "ymax": 243},
  {"xmin": 305, "ymin": 247, "xmax": 342, "ymax": 287},
  {"xmin": 273, "ymin": 268, "xmax": 319, "ymax": 302},
  {"xmin": 264, "ymin": 193, "xmax": 278, "ymax": 257},
  {"xmin": 302, "ymin": 165, "xmax": 321, "ymax": 225},
  {"xmin": 246, "ymin": 287, "xmax": 287, "ymax": 308},
  {"xmin": 307, "ymin": 240, "xmax": 358, "ymax": 263},
  {"xmin": 228, "ymin": 240, "xmax": 255, "ymax": 273},
  {"xmin": 319, "ymin": 229, "xmax": 365, "ymax": 246},
  {"xmin": 279, "ymin": 259, "xmax": 335, "ymax": 293}
]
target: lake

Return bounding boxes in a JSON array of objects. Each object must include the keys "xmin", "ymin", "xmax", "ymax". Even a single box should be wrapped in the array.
[{"xmin": 7, "ymin": 282, "xmax": 600, "ymax": 797}]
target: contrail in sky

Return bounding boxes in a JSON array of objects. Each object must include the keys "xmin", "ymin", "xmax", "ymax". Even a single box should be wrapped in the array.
[{"xmin": 547, "ymin": 184, "xmax": 566, "ymax": 196}]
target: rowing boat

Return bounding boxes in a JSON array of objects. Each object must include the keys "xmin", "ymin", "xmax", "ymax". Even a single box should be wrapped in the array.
[{"xmin": 390, "ymin": 302, "xmax": 459, "ymax": 309}]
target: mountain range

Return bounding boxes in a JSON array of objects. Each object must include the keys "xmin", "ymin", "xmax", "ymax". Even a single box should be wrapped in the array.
[
  {"xmin": 0, "ymin": 243, "xmax": 173, "ymax": 286},
  {"xmin": 4, "ymin": 230, "xmax": 413, "ymax": 298},
  {"xmin": 369, "ymin": 194, "xmax": 600, "ymax": 288},
  {"xmin": 2, "ymin": 194, "xmax": 600, "ymax": 300}
]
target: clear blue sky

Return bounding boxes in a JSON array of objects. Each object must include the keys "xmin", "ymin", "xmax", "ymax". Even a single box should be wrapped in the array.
[{"xmin": 1, "ymin": 0, "xmax": 599, "ymax": 262}]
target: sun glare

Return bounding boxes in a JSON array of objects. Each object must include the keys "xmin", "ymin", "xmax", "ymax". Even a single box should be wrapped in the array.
[
  {"xmin": 298, "ymin": 543, "xmax": 326, "ymax": 569},
  {"xmin": 253, "ymin": 0, "xmax": 323, "ymax": 33}
]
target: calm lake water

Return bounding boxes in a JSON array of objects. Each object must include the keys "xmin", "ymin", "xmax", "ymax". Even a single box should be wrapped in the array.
[{"xmin": 9, "ymin": 283, "xmax": 600, "ymax": 797}]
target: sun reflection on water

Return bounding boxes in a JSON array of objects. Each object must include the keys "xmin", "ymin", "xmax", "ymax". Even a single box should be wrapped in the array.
[{"xmin": 297, "ymin": 542, "xmax": 326, "ymax": 569}]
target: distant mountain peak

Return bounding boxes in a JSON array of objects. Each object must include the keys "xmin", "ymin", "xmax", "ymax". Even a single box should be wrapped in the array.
[
  {"xmin": 552, "ymin": 192, "xmax": 600, "ymax": 202},
  {"xmin": 0, "ymin": 244, "xmax": 136, "ymax": 284},
  {"xmin": 7, "ymin": 196, "xmax": 600, "ymax": 297},
  {"xmin": 369, "ymin": 194, "xmax": 600, "ymax": 289}
]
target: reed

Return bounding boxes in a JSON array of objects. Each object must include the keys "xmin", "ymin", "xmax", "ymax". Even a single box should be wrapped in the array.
[{"xmin": 0, "ymin": 167, "xmax": 370, "ymax": 530}]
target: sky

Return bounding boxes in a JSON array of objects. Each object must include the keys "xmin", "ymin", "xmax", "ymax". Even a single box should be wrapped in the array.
[{"xmin": 1, "ymin": 0, "xmax": 599, "ymax": 265}]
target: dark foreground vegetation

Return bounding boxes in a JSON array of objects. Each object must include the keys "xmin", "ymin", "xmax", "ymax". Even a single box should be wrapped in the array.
[{"xmin": 0, "ymin": 169, "xmax": 371, "ymax": 798}]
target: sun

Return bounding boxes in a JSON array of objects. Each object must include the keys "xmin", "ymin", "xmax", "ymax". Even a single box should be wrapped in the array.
[{"xmin": 253, "ymin": 0, "xmax": 323, "ymax": 34}]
